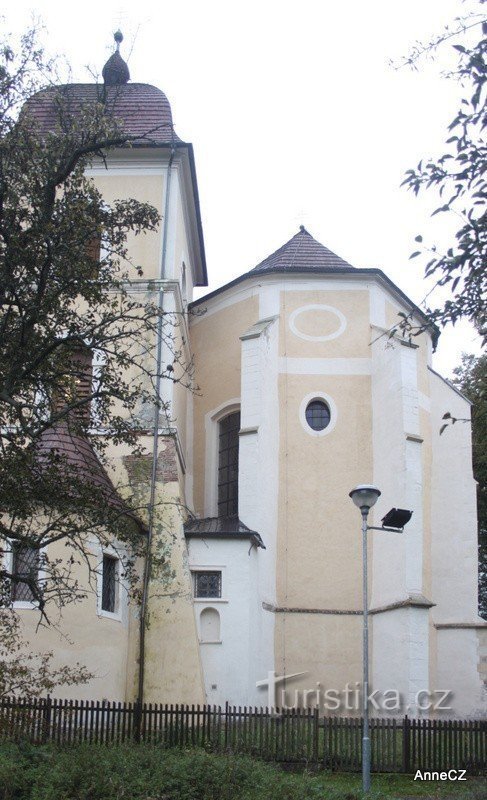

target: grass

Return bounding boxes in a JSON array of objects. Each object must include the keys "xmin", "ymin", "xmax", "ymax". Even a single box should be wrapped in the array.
[
  {"xmin": 0, "ymin": 743, "xmax": 484, "ymax": 800},
  {"xmin": 311, "ymin": 771, "xmax": 485, "ymax": 797}
]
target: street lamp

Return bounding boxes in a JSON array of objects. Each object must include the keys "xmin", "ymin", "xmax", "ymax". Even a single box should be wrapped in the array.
[{"xmin": 349, "ymin": 485, "xmax": 412, "ymax": 793}]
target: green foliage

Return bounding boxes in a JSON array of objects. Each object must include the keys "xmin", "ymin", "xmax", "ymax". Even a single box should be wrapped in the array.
[
  {"xmin": 0, "ymin": 27, "xmax": 159, "ymax": 596},
  {"xmin": 401, "ymin": 4, "xmax": 487, "ymax": 344},
  {"xmin": 452, "ymin": 353, "xmax": 487, "ymax": 618},
  {"xmin": 0, "ymin": 27, "xmax": 190, "ymax": 694},
  {"xmin": 0, "ymin": 743, "xmax": 483, "ymax": 800}
]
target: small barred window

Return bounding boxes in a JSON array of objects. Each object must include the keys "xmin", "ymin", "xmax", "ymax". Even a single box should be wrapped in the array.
[{"xmin": 193, "ymin": 571, "xmax": 222, "ymax": 599}]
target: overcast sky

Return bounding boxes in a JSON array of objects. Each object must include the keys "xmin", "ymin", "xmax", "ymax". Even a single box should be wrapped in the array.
[{"xmin": 7, "ymin": 0, "xmax": 484, "ymax": 376}]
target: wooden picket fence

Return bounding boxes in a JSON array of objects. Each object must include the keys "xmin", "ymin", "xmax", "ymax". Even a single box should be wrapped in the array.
[{"xmin": 0, "ymin": 697, "xmax": 485, "ymax": 774}]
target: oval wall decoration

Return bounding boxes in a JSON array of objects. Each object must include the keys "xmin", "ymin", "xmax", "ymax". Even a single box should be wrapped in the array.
[{"xmin": 289, "ymin": 304, "xmax": 347, "ymax": 342}]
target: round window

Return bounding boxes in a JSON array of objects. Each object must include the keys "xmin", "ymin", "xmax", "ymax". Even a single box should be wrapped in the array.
[{"xmin": 305, "ymin": 399, "xmax": 331, "ymax": 431}]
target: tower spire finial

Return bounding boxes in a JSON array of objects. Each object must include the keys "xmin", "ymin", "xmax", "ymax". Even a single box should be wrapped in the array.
[{"xmin": 102, "ymin": 30, "xmax": 130, "ymax": 86}]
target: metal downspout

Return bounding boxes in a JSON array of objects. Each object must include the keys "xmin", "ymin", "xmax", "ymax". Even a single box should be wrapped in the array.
[{"xmin": 137, "ymin": 145, "xmax": 175, "ymax": 712}]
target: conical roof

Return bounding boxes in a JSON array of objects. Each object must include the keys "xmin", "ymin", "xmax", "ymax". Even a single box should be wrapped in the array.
[
  {"xmin": 33, "ymin": 421, "xmax": 146, "ymax": 532},
  {"xmin": 249, "ymin": 226, "xmax": 356, "ymax": 275},
  {"xmin": 190, "ymin": 226, "xmax": 439, "ymax": 348}
]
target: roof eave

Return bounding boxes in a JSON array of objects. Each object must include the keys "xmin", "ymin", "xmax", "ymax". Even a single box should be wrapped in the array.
[
  {"xmin": 427, "ymin": 366, "xmax": 473, "ymax": 405},
  {"xmin": 88, "ymin": 141, "xmax": 208, "ymax": 287},
  {"xmin": 189, "ymin": 266, "xmax": 439, "ymax": 346},
  {"xmin": 175, "ymin": 142, "xmax": 208, "ymax": 287},
  {"xmin": 130, "ymin": 141, "xmax": 207, "ymax": 287},
  {"xmin": 184, "ymin": 531, "xmax": 266, "ymax": 549}
]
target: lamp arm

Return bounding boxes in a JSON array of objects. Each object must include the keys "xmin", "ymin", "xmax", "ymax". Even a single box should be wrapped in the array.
[{"xmin": 367, "ymin": 525, "xmax": 405, "ymax": 533}]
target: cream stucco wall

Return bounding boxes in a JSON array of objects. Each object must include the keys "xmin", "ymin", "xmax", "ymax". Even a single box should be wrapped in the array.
[
  {"xmin": 276, "ymin": 372, "xmax": 371, "ymax": 609},
  {"xmin": 279, "ymin": 288, "xmax": 371, "ymax": 359},
  {"xmin": 14, "ymin": 535, "xmax": 135, "ymax": 701},
  {"xmin": 190, "ymin": 293, "xmax": 259, "ymax": 517},
  {"xmin": 90, "ymin": 172, "xmax": 164, "ymax": 282},
  {"xmin": 188, "ymin": 271, "xmax": 483, "ymax": 716}
]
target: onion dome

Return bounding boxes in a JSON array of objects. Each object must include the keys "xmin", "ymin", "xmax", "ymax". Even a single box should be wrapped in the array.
[{"xmin": 102, "ymin": 30, "xmax": 130, "ymax": 86}]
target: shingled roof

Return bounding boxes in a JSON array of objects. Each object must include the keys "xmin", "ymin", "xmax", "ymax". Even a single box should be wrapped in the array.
[
  {"xmin": 190, "ymin": 226, "xmax": 360, "ymax": 308},
  {"xmin": 189, "ymin": 227, "xmax": 439, "ymax": 348},
  {"xmin": 24, "ymin": 83, "xmax": 182, "ymax": 146},
  {"xmin": 34, "ymin": 422, "xmax": 146, "ymax": 533},
  {"xmin": 250, "ymin": 226, "xmax": 356, "ymax": 275},
  {"xmin": 184, "ymin": 517, "xmax": 265, "ymax": 549}
]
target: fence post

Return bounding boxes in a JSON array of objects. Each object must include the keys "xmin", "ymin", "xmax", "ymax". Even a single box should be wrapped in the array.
[
  {"xmin": 42, "ymin": 695, "xmax": 52, "ymax": 744},
  {"xmin": 133, "ymin": 699, "xmax": 142, "ymax": 744},
  {"xmin": 224, "ymin": 701, "xmax": 229, "ymax": 751},
  {"xmin": 402, "ymin": 715, "xmax": 410, "ymax": 773},
  {"xmin": 313, "ymin": 707, "xmax": 319, "ymax": 762}
]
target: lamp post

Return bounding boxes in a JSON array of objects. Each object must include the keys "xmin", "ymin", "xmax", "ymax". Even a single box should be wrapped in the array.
[
  {"xmin": 349, "ymin": 485, "xmax": 413, "ymax": 793},
  {"xmin": 349, "ymin": 485, "xmax": 381, "ymax": 793}
]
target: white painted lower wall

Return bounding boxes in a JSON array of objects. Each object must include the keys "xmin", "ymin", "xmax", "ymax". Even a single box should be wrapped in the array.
[
  {"xmin": 372, "ymin": 606, "xmax": 430, "ymax": 717},
  {"xmin": 430, "ymin": 370, "xmax": 480, "ymax": 621},
  {"xmin": 188, "ymin": 537, "xmax": 268, "ymax": 707},
  {"xmin": 370, "ymin": 336, "xmax": 408, "ymax": 607},
  {"xmin": 436, "ymin": 629, "xmax": 486, "ymax": 718}
]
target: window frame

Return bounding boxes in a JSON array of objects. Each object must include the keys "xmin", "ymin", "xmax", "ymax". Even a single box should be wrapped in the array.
[
  {"xmin": 190, "ymin": 566, "xmax": 228, "ymax": 604},
  {"xmin": 90, "ymin": 348, "xmax": 107, "ymax": 430},
  {"xmin": 193, "ymin": 570, "xmax": 222, "ymax": 600},
  {"xmin": 5, "ymin": 541, "xmax": 43, "ymax": 610},
  {"xmin": 299, "ymin": 391, "xmax": 337, "ymax": 438},
  {"xmin": 204, "ymin": 399, "xmax": 241, "ymax": 517},
  {"xmin": 101, "ymin": 553, "xmax": 118, "ymax": 614},
  {"xmin": 217, "ymin": 411, "xmax": 241, "ymax": 519},
  {"xmin": 305, "ymin": 399, "xmax": 331, "ymax": 432},
  {"xmin": 96, "ymin": 546, "xmax": 123, "ymax": 621}
]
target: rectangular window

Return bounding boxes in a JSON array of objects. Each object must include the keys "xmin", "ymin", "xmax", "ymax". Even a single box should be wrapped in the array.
[
  {"xmin": 218, "ymin": 412, "xmax": 240, "ymax": 518},
  {"xmin": 101, "ymin": 554, "xmax": 118, "ymax": 613},
  {"xmin": 193, "ymin": 571, "xmax": 222, "ymax": 599},
  {"xmin": 11, "ymin": 544, "xmax": 39, "ymax": 603}
]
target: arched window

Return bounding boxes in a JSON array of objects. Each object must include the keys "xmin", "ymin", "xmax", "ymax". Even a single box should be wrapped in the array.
[
  {"xmin": 199, "ymin": 607, "xmax": 221, "ymax": 643},
  {"xmin": 218, "ymin": 411, "xmax": 240, "ymax": 518}
]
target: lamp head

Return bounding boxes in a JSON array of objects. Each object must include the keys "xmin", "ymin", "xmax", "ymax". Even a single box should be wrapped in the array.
[
  {"xmin": 349, "ymin": 484, "xmax": 381, "ymax": 511},
  {"xmin": 381, "ymin": 508, "xmax": 413, "ymax": 529}
]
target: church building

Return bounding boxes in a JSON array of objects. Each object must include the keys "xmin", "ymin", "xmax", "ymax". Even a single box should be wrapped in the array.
[{"xmin": 15, "ymin": 36, "xmax": 486, "ymax": 718}]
